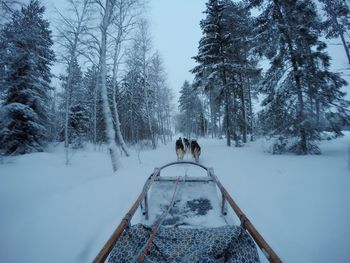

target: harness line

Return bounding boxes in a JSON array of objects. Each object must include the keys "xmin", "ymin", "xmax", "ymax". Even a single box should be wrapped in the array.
[{"xmin": 131, "ymin": 176, "xmax": 182, "ymax": 263}]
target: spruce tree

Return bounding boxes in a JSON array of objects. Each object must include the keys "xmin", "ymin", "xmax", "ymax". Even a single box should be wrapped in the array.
[
  {"xmin": 178, "ymin": 81, "xmax": 205, "ymax": 137},
  {"xmin": 252, "ymin": 0, "xmax": 350, "ymax": 154},
  {"xmin": 59, "ymin": 57, "xmax": 88, "ymax": 148},
  {"xmin": 192, "ymin": 0, "xmax": 233, "ymax": 146},
  {"xmin": 319, "ymin": 0, "xmax": 350, "ymax": 64},
  {"xmin": 0, "ymin": 0, "xmax": 55, "ymax": 155}
]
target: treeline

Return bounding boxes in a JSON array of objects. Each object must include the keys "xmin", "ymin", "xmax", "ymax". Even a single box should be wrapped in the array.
[
  {"xmin": 177, "ymin": 0, "xmax": 350, "ymax": 154},
  {"xmin": 0, "ymin": 0, "xmax": 173, "ymax": 170}
]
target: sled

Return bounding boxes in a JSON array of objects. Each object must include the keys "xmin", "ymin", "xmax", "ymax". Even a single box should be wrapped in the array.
[{"xmin": 93, "ymin": 161, "xmax": 282, "ymax": 263}]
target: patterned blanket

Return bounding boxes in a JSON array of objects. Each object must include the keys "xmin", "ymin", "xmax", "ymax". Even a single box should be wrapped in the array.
[{"xmin": 108, "ymin": 224, "xmax": 260, "ymax": 263}]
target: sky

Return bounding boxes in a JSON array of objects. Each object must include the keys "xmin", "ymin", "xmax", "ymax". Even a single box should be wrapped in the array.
[
  {"xmin": 148, "ymin": 0, "xmax": 206, "ymax": 100},
  {"xmin": 41, "ymin": 0, "xmax": 206, "ymax": 103}
]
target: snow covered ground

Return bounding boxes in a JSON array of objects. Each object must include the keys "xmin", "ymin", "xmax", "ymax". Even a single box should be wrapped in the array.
[{"xmin": 0, "ymin": 134, "xmax": 349, "ymax": 263}]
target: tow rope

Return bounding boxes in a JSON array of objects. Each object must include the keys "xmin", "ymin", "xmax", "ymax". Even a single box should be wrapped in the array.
[{"xmin": 131, "ymin": 176, "xmax": 181, "ymax": 263}]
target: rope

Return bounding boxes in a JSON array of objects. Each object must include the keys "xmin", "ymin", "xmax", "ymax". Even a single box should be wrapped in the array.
[{"xmin": 131, "ymin": 176, "xmax": 181, "ymax": 263}]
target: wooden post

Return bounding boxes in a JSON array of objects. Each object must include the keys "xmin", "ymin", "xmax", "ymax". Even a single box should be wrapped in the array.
[{"xmin": 208, "ymin": 168, "xmax": 282, "ymax": 263}]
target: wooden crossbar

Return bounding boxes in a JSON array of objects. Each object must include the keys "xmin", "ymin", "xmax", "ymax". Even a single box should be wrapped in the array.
[{"xmin": 155, "ymin": 176, "xmax": 213, "ymax": 182}]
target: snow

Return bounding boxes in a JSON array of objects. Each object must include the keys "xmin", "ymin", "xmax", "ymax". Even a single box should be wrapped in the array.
[
  {"xmin": 1, "ymin": 134, "xmax": 350, "ymax": 263},
  {"xmin": 143, "ymin": 179, "xmax": 231, "ymax": 228}
]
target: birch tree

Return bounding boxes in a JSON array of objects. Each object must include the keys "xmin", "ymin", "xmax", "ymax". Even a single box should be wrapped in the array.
[
  {"xmin": 109, "ymin": 0, "xmax": 143, "ymax": 156},
  {"xmin": 56, "ymin": 0, "xmax": 92, "ymax": 164}
]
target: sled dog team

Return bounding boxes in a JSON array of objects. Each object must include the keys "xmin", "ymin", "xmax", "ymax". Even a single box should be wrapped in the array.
[{"xmin": 175, "ymin": 137, "xmax": 201, "ymax": 162}]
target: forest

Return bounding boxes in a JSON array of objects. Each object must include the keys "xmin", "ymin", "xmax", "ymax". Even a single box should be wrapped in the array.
[
  {"xmin": 1, "ymin": 1, "xmax": 350, "ymax": 263},
  {"xmin": 1, "ymin": 0, "xmax": 350, "ymax": 171}
]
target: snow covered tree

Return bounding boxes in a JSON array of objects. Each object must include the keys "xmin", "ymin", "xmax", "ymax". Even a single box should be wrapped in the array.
[
  {"xmin": 94, "ymin": 0, "xmax": 122, "ymax": 171},
  {"xmin": 59, "ymin": 57, "xmax": 89, "ymax": 149},
  {"xmin": 223, "ymin": 0, "xmax": 260, "ymax": 143},
  {"xmin": 319, "ymin": 0, "xmax": 350, "ymax": 64},
  {"xmin": 119, "ymin": 71, "xmax": 144, "ymax": 143},
  {"xmin": 118, "ymin": 40, "xmax": 172, "ymax": 146},
  {"xmin": 135, "ymin": 19, "xmax": 157, "ymax": 149},
  {"xmin": 0, "ymin": 0, "xmax": 22, "ymax": 26},
  {"xmin": 192, "ymin": 0, "xmax": 259, "ymax": 145},
  {"xmin": 0, "ymin": 0, "xmax": 55, "ymax": 155},
  {"xmin": 119, "ymin": 39, "xmax": 152, "ymax": 145},
  {"xmin": 178, "ymin": 81, "xmax": 206, "ymax": 138},
  {"xmin": 55, "ymin": 0, "xmax": 92, "ymax": 163},
  {"xmin": 251, "ymin": 0, "xmax": 350, "ymax": 154},
  {"xmin": 109, "ymin": 0, "xmax": 143, "ymax": 156},
  {"xmin": 149, "ymin": 52, "xmax": 173, "ymax": 144},
  {"xmin": 192, "ymin": 0, "xmax": 233, "ymax": 146},
  {"xmin": 83, "ymin": 66, "xmax": 106, "ymax": 145}
]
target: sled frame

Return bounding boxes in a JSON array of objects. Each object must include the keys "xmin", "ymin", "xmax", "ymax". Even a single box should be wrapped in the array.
[{"xmin": 93, "ymin": 161, "xmax": 282, "ymax": 263}]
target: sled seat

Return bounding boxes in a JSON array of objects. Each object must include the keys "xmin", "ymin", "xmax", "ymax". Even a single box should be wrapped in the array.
[{"xmin": 108, "ymin": 223, "xmax": 260, "ymax": 263}]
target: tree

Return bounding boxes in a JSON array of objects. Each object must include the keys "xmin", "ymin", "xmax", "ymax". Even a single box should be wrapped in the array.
[
  {"xmin": 223, "ymin": 0, "xmax": 260, "ymax": 143},
  {"xmin": 0, "ymin": 0, "xmax": 22, "ymax": 26},
  {"xmin": 109, "ymin": 0, "xmax": 143, "ymax": 156},
  {"xmin": 59, "ymin": 58, "xmax": 89, "ymax": 149},
  {"xmin": 84, "ymin": 66, "xmax": 106, "ymax": 145},
  {"xmin": 192, "ymin": 0, "xmax": 259, "ymax": 146},
  {"xmin": 178, "ymin": 81, "xmax": 205, "ymax": 138},
  {"xmin": 319, "ymin": 0, "xmax": 350, "ymax": 64},
  {"xmin": 94, "ymin": 0, "xmax": 122, "ymax": 171},
  {"xmin": 192, "ymin": 0, "xmax": 233, "ymax": 146},
  {"xmin": 0, "ymin": 0, "xmax": 55, "ymax": 155},
  {"xmin": 251, "ymin": 0, "xmax": 350, "ymax": 154},
  {"xmin": 56, "ymin": 0, "xmax": 92, "ymax": 163},
  {"xmin": 149, "ymin": 52, "xmax": 173, "ymax": 144}
]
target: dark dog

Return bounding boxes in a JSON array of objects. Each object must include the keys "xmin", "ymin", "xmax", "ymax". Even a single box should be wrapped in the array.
[
  {"xmin": 190, "ymin": 139, "xmax": 201, "ymax": 162},
  {"xmin": 183, "ymin": 138, "xmax": 190, "ymax": 151},
  {"xmin": 175, "ymin": 137, "xmax": 185, "ymax": 160}
]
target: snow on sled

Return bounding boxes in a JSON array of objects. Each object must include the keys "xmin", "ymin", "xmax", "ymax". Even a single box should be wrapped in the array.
[{"xmin": 93, "ymin": 161, "xmax": 282, "ymax": 263}]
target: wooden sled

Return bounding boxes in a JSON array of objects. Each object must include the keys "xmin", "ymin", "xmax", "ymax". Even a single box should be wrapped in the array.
[{"xmin": 93, "ymin": 161, "xmax": 282, "ymax": 263}]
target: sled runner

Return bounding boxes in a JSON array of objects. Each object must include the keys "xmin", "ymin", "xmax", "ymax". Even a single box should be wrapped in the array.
[{"xmin": 93, "ymin": 161, "xmax": 282, "ymax": 263}]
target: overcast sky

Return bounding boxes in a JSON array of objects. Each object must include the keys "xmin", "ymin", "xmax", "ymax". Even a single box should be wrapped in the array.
[
  {"xmin": 42, "ymin": 0, "xmax": 206, "ymax": 102},
  {"xmin": 148, "ymin": 0, "xmax": 206, "ymax": 99}
]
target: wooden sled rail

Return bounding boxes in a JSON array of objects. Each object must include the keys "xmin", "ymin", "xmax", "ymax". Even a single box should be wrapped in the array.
[
  {"xmin": 207, "ymin": 168, "xmax": 283, "ymax": 263},
  {"xmin": 92, "ymin": 170, "xmax": 159, "ymax": 263},
  {"xmin": 93, "ymin": 162, "xmax": 282, "ymax": 263}
]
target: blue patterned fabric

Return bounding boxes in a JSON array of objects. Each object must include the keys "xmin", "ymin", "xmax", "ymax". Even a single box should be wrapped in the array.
[{"xmin": 108, "ymin": 224, "xmax": 260, "ymax": 263}]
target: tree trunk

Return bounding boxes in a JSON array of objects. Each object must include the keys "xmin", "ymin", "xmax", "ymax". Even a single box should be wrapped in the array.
[
  {"xmin": 100, "ymin": 13, "xmax": 119, "ymax": 172},
  {"xmin": 222, "ymin": 69, "xmax": 231, "ymax": 147},
  {"xmin": 93, "ymin": 80, "xmax": 98, "ymax": 149},
  {"xmin": 240, "ymin": 74, "xmax": 247, "ymax": 143},
  {"xmin": 64, "ymin": 58, "xmax": 75, "ymax": 165},
  {"xmin": 64, "ymin": 74, "xmax": 70, "ymax": 165},
  {"xmin": 339, "ymin": 31, "xmax": 350, "ymax": 64},
  {"xmin": 247, "ymin": 78, "xmax": 254, "ymax": 141},
  {"xmin": 274, "ymin": 0, "xmax": 308, "ymax": 154},
  {"xmin": 111, "ymin": 29, "xmax": 130, "ymax": 156},
  {"xmin": 233, "ymin": 93, "xmax": 239, "ymax": 147},
  {"xmin": 328, "ymin": 2, "xmax": 350, "ymax": 64}
]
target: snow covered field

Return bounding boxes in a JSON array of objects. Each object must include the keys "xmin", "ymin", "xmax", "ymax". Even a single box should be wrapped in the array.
[{"xmin": 1, "ymin": 134, "xmax": 349, "ymax": 263}]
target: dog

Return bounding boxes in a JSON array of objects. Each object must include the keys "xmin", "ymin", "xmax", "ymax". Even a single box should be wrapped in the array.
[
  {"xmin": 183, "ymin": 137, "xmax": 190, "ymax": 151},
  {"xmin": 175, "ymin": 137, "xmax": 185, "ymax": 160},
  {"xmin": 190, "ymin": 139, "xmax": 201, "ymax": 163}
]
